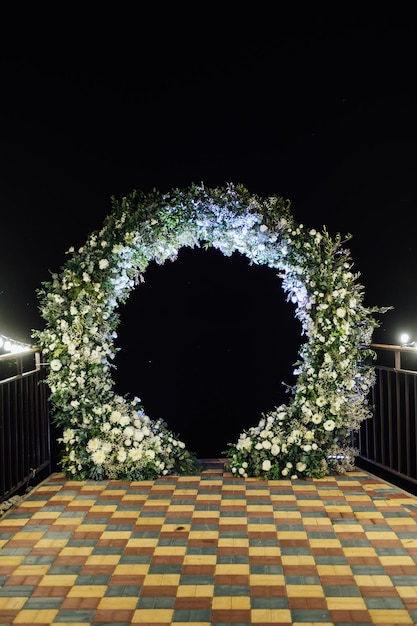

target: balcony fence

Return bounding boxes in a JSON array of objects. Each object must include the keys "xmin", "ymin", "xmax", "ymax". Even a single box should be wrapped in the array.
[
  {"xmin": 356, "ymin": 343, "xmax": 417, "ymax": 495},
  {"xmin": 2, "ymin": 343, "xmax": 417, "ymax": 504},
  {"xmin": 0, "ymin": 349, "xmax": 52, "ymax": 504}
]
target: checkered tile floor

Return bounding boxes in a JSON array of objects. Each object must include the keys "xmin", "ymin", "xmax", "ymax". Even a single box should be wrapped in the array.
[{"xmin": 2, "ymin": 464, "xmax": 417, "ymax": 625}]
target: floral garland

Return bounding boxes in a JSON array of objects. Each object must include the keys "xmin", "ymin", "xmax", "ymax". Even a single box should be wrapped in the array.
[{"xmin": 33, "ymin": 183, "xmax": 383, "ymax": 481}]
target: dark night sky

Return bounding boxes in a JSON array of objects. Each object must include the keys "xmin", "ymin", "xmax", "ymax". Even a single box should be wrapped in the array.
[{"xmin": 1, "ymin": 8, "xmax": 417, "ymax": 455}]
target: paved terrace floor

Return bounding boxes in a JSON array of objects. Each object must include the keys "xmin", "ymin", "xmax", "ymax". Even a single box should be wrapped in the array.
[{"xmin": 1, "ymin": 462, "xmax": 417, "ymax": 625}]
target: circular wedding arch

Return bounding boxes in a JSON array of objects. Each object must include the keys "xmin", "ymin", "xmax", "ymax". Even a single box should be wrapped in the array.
[{"xmin": 34, "ymin": 183, "xmax": 380, "ymax": 481}]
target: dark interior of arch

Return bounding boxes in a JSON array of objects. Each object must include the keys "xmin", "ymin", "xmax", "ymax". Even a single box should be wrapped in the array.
[{"xmin": 114, "ymin": 246, "xmax": 301, "ymax": 458}]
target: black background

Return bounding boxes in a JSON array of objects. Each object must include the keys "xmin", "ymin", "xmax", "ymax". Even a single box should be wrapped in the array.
[{"xmin": 1, "ymin": 7, "xmax": 417, "ymax": 455}]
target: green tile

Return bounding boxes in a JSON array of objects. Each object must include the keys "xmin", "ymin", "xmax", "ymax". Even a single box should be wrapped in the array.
[
  {"xmin": 251, "ymin": 596, "xmax": 288, "ymax": 608},
  {"xmin": 105, "ymin": 585, "xmax": 142, "ymax": 596},
  {"xmin": 364, "ymin": 596, "xmax": 406, "ymax": 609},
  {"xmin": 291, "ymin": 608, "xmax": 331, "ymax": 622},
  {"xmin": 137, "ymin": 596, "xmax": 175, "ymax": 608},
  {"xmin": 214, "ymin": 585, "xmax": 250, "ymax": 596},
  {"xmin": 172, "ymin": 609, "xmax": 212, "ymax": 621},
  {"xmin": 323, "ymin": 585, "xmax": 361, "ymax": 596},
  {"xmin": 53, "ymin": 609, "xmax": 96, "ymax": 622},
  {"xmin": 25, "ymin": 597, "xmax": 63, "ymax": 609}
]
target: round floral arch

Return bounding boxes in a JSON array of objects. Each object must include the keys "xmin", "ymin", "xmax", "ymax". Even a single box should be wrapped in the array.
[{"xmin": 33, "ymin": 183, "xmax": 382, "ymax": 481}]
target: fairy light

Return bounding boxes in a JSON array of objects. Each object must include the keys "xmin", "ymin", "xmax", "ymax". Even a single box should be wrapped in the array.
[{"xmin": 0, "ymin": 333, "xmax": 33, "ymax": 355}]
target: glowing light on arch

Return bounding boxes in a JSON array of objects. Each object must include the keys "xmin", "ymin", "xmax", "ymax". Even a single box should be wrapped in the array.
[{"xmin": 33, "ymin": 183, "xmax": 383, "ymax": 481}]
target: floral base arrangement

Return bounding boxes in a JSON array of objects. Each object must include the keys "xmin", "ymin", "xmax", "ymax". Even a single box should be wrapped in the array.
[{"xmin": 33, "ymin": 183, "xmax": 387, "ymax": 481}]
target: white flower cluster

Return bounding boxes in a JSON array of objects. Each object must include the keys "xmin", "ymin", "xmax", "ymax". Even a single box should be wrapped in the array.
[{"xmin": 32, "ymin": 183, "xmax": 382, "ymax": 481}]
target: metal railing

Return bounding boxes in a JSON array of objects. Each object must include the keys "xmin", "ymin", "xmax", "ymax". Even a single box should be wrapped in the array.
[
  {"xmin": 0, "ymin": 349, "xmax": 51, "ymax": 503},
  {"xmin": 3, "ymin": 342, "xmax": 417, "ymax": 500},
  {"xmin": 357, "ymin": 343, "xmax": 417, "ymax": 494}
]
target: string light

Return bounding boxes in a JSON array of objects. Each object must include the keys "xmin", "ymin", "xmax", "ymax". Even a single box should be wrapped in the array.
[{"xmin": 0, "ymin": 333, "xmax": 33, "ymax": 355}]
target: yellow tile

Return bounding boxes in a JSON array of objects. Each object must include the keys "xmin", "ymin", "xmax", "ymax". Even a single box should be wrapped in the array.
[
  {"xmin": 100, "ymin": 489, "xmax": 126, "ymax": 496},
  {"xmin": 12, "ymin": 609, "xmax": 59, "ymax": 623},
  {"xmin": 324, "ymin": 506, "xmax": 353, "ymax": 512},
  {"xmin": 142, "ymin": 499, "xmax": 170, "ymax": 506},
  {"xmin": 0, "ymin": 597, "xmax": 27, "ymax": 609},
  {"xmin": 215, "ymin": 564, "xmax": 249, "ymax": 575},
  {"xmin": 121, "ymin": 495, "xmax": 147, "ymax": 501},
  {"xmin": 276, "ymin": 531, "xmax": 308, "ymax": 540},
  {"xmin": 189, "ymin": 530, "xmax": 218, "ymax": 540},
  {"xmin": 345, "ymin": 495, "xmax": 372, "ymax": 501},
  {"xmin": 378, "ymin": 555, "xmax": 415, "ymax": 565},
  {"xmin": 85, "ymin": 555, "xmax": 121, "ymax": 565},
  {"xmin": 59, "ymin": 546, "xmax": 94, "ymax": 557},
  {"xmin": 52, "ymin": 517, "xmax": 85, "ymax": 526},
  {"xmin": 92, "ymin": 505, "xmax": 118, "ymax": 513},
  {"xmin": 0, "ymin": 518, "xmax": 29, "ymax": 527},
  {"xmin": 183, "ymin": 554, "xmax": 217, "ymax": 565},
  {"xmin": 354, "ymin": 574, "xmax": 393, "ymax": 586},
  {"xmin": 212, "ymin": 596, "xmax": 250, "ymax": 609},
  {"xmin": 286, "ymin": 584, "xmax": 324, "ymax": 597},
  {"xmin": 0, "ymin": 540, "xmax": 7, "ymax": 548},
  {"xmin": 248, "ymin": 523, "xmax": 276, "ymax": 533},
  {"xmin": 143, "ymin": 574, "xmax": 181, "ymax": 586},
  {"xmin": 192, "ymin": 510, "xmax": 220, "ymax": 518},
  {"xmin": 19, "ymin": 501, "xmax": 48, "ymax": 509},
  {"xmin": 171, "ymin": 488, "xmax": 198, "ymax": 495},
  {"xmin": 176, "ymin": 585, "xmax": 214, "ymax": 597},
  {"xmin": 110, "ymin": 507, "xmax": 139, "ymax": 519},
  {"xmin": 12, "ymin": 565, "xmax": 51, "ymax": 576},
  {"xmin": 0, "ymin": 556, "xmax": 25, "ymax": 566},
  {"xmin": 32, "ymin": 511, "xmax": 60, "ymax": 519},
  {"xmin": 397, "ymin": 586, "xmax": 417, "ymax": 598},
  {"xmin": 388, "ymin": 518, "xmax": 416, "ymax": 525},
  {"xmin": 297, "ymin": 500, "xmax": 324, "ymax": 507},
  {"xmin": 302, "ymin": 517, "xmax": 333, "ymax": 526},
  {"xmin": 75, "ymin": 524, "xmax": 107, "ymax": 532},
  {"xmin": 166, "ymin": 505, "xmax": 194, "ymax": 512},
  {"xmin": 220, "ymin": 499, "xmax": 247, "ymax": 506},
  {"xmin": 249, "ymin": 574, "xmax": 285, "ymax": 586},
  {"xmin": 333, "ymin": 524, "xmax": 363, "ymax": 533},
  {"xmin": 67, "ymin": 585, "xmax": 107, "ymax": 597},
  {"xmin": 98, "ymin": 597, "xmax": 138, "ymax": 609},
  {"xmin": 273, "ymin": 510, "xmax": 301, "ymax": 519},
  {"xmin": 280, "ymin": 555, "xmax": 316, "ymax": 565},
  {"xmin": 99, "ymin": 531, "xmax": 132, "ymax": 540},
  {"xmin": 368, "ymin": 609, "xmax": 414, "ymax": 623},
  {"xmin": 309, "ymin": 539, "xmax": 341, "ymax": 548},
  {"xmin": 366, "ymin": 531, "xmax": 398, "ymax": 539},
  {"xmin": 49, "ymin": 495, "xmax": 75, "ymax": 502},
  {"xmin": 38, "ymin": 574, "xmax": 78, "ymax": 586},
  {"xmin": 196, "ymin": 494, "xmax": 221, "ymax": 500},
  {"xmin": 316, "ymin": 565, "xmax": 352, "ymax": 576},
  {"xmin": 251, "ymin": 608, "xmax": 292, "ymax": 622},
  {"xmin": 270, "ymin": 495, "xmax": 297, "ymax": 502},
  {"xmin": 126, "ymin": 538, "xmax": 158, "ymax": 547},
  {"xmin": 113, "ymin": 564, "xmax": 149, "ymax": 575},
  {"xmin": 293, "ymin": 484, "xmax": 317, "ymax": 491},
  {"xmin": 354, "ymin": 510, "xmax": 383, "ymax": 517},
  {"xmin": 12, "ymin": 532, "xmax": 45, "ymax": 541},
  {"xmin": 219, "ymin": 517, "xmax": 248, "ymax": 525},
  {"xmin": 67, "ymin": 500, "xmax": 96, "ymax": 507},
  {"xmin": 317, "ymin": 490, "xmax": 342, "ymax": 497},
  {"xmin": 326, "ymin": 597, "xmax": 367, "ymax": 610}
]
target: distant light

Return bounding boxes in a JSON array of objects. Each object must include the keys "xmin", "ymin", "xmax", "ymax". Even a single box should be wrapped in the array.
[{"xmin": 401, "ymin": 333, "xmax": 410, "ymax": 345}]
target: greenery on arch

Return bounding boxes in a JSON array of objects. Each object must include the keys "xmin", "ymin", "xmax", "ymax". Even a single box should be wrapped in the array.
[{"xmin": 33, "ymin": 182, "xmax": 383, "ymax": 481}]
